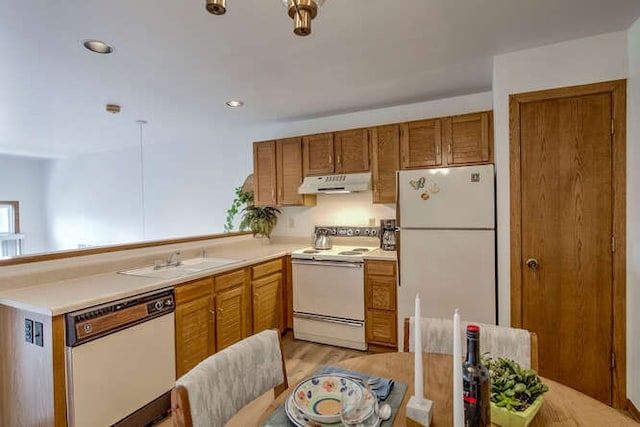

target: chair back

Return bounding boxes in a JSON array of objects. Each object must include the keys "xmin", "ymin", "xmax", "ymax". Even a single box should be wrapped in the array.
[
  {"xmin": 404, "ymin": 317, "xmax": 538, "ymax": 370},
  {"xmin": 171, "ymin": 329, "xmax": 288, "ymax": 427}
]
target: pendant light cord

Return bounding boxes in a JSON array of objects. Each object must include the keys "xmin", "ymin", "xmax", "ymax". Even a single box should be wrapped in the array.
[{"xmin": 137, "ymin": 120, "xmax": 147, "ymax": 240}]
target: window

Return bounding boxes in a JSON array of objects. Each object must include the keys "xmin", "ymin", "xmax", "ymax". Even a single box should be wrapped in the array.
[{"xmin": 0, "ymin": 201, "xmax": 22, "ymax": 257}]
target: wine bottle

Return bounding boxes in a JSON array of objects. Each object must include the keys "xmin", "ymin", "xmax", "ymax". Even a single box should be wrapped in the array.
[{"xmin": 462, "ymin": 324, "xmax": 490, "ymax": 426}]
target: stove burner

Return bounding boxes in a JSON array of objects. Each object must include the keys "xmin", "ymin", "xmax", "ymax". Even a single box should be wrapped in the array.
[
  {"xmin": 338, "ymin": 251, "xmax": 362, "ymax": 255},
  {"xmin": 303, "ymin": 249, "xmax": 320, "ymax": 254},
  {"xmin": 352, "ymin": 248, "xmax": 371, "ymax": 252}
]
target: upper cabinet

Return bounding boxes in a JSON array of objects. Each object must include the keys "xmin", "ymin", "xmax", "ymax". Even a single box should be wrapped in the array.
[
  {"xmin": 400, "ymin": 118, "xmax": 443, "ymax": 169},
  {"xmin": 371, "ymin": 124, "xmax": 400, "ymax": 204},
  {"xmin": 253, "ymin": 110, "xmax": 492, "ymax": 206},
  {"xmin": 400, "ymin": 112, "xmax": 492, "ymax": 170},
  {"xmin": 334, "ymin": 128, "xmax": 370, "ymax": 174},
  {"xmin": 303, "ymin": 129, "xmax": 370, "ymax": 176},
  {"xmin": 253, "ymin": 140, "xmax": 277, "ymax": 206},
  {"xmin": 442, "ymin": 111, "xmax": 492, "ymax": 166},
  {"xmin": 254, "ymin": 138, "xmax": 316, "ymax": 207}
]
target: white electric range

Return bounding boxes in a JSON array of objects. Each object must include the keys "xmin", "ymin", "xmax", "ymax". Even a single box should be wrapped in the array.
[{"xmin": 291, "ymin": 226, "xmax": 379, "ymax": 351}]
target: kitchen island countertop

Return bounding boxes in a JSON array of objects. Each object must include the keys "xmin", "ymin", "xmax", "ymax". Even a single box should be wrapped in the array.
[{"xmin": 0, "ymin": 239, "xmax": 304, "ymax": 316}]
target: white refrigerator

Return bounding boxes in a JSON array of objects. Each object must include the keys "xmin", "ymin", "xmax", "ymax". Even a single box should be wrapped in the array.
[{"xmin": 397, "ymin": 164, "xmax": 496, "ymax": 348}]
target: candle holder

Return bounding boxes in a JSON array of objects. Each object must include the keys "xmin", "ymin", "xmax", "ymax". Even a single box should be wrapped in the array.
[{"xmin": 406, "ymin": 396, "xmax": 433, "ymax": 426}]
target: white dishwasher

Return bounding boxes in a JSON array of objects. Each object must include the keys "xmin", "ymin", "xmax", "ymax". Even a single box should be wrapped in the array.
[{"xmin": 65, "ymin": 288, "xmax": 176, "ymax": 427}]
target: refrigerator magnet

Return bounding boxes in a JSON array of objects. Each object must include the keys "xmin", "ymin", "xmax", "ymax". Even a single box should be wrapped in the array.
[
  {"xmin": 421, "ymin": 192, "xmax": 430, "ymax": 200},
  {"xmin": 409, "ymin": 177, "xmax": 426, "ymax": 191}
]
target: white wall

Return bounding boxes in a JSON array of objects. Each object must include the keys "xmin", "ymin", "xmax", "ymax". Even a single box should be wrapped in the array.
[
  {"xmin": 626, "ymin": 16, "xmax": 640, "ymax": 409},
  {"xmin": 492, "ymin": 30, "xmax": 636, "ymax": 403},
  {"xmin": 268, "ymin": 91, "xmax": 494, "ymax": 238},
  {"xmin": 0, "ymin": 154, "xmax": 49, "ymax": 253}
]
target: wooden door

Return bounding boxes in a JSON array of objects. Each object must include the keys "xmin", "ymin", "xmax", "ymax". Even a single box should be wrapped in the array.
[
  {"xmin": 335, "ymin": 128, "xmax": 370, "ymax": 173},
  {"xmin": 400, "ymin": 119, "xmax": 442, "ymax": 169},
  {"xmin": 371, "ymin": 125, "xmax": 400, "ymax": 204},
  {"xmin": 214, "ymin": 269, "xmax": 250, "ymax": 351},
  {"xmin": 444, "ymin": 112, "xmax": 490, "ymax": 165},
  {"xmin": 252, "ymin": 273, "xmax": 283, "ymax": 333},
  {"xmin": 276, "ymin": 137, "xmax": 305, "ymax": 206},
  {"xmin": 510, "ymin": 80, "xmax": 626, "ymax": 406},
  {"xmin": 253, "ymin": 141, "xmax": 277, "ymax": 206},
  {"xmin": 303, "ymin": 132, "xmax": 335, "ymax": 176},
  {"xmin": 364, "ymin": 260, "xmax": 397, "ymax": 347}
]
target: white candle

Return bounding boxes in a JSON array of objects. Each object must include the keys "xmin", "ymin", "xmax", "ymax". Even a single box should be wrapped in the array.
[
  {"xmin": 453, "ymin": 308, "xmax": 463, "ymax": 427},
  {"xmin": 414, "ymin": 294, "xmax": 424, "ymax": 401}
]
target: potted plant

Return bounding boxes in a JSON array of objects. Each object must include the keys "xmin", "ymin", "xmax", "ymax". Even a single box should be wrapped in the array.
[
  {"xmin": 239, "ymin": 205, "xmax": 281, "ymax": 239},
  {"xmin": 224, "ymin": 186, "xmax": 254, "ymax": 233},
  {"xmin": 483, "ymin": 356, "xmax": 548, "ymax": 427}
]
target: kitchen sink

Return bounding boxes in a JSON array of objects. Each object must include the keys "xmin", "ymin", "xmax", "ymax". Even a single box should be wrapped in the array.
[{"xmin": 118, "ymin": 257, "xmax": 244, "ymax": 279}]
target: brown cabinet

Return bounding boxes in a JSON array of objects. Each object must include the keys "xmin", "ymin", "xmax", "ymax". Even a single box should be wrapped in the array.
[
  {"xmin": 253, "ymin": 140, "xmax": 277, "ymax": 206},
  {"xmin": 365, "ymin": 260, "xmax": 397, "ymax": 348},
  {"xmin": 251, "ymin": 258, "xmax": 284, "ymax": 333},
  {"xmin": 214, "ymin": 268, "xmax": 251, "ymax": 351},
  {"xmin": 303, "ymin": 129, "xmax": 370, "ymax": 176},
  {"xmin": 371, "ymin": 125, "xmax": 400, "ymax": 204},
  {"xmin": 175, "ymin": 277, "xmax": 215, "ymax": 377},
  {"xmin": 334, "ymin": 128, "xmax": 370, "ymax": 173},
  {"xmin": 400, "ymin": 118, "xmax": 443, "ymax": 169},
  {"xmin": 442, "ymin": 111, "xmax": 492, "ymax": 166},
  {"xmin": 254, "ymin": 139, "xmax": 316, "ymax": 207}
]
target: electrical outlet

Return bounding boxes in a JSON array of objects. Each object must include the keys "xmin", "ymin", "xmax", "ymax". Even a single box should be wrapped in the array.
[
  {"xmin": 25, "ymin": 318, "xmax": 33, "ymax": 343},
  {"xmin": 34, "ymin": 321, "xmax": 44, "ymax": 347}
]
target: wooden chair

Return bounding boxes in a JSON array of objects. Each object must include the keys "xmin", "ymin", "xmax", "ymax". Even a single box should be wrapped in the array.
[
  {"xmin": 403, "ymin": 317, "xmax": 538, "ymax": 370},
  {"xmin": 171, "ymin": 329, "xmax": 288, "ymax": 427}
]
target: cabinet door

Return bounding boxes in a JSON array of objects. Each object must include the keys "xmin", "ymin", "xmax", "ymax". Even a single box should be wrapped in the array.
[
  {"xmin": 371, "ymin": 125, "xmax": 400, "ymax": 204},
  {"xmin": 175, "ymin": 278, "xmax": 215, "ymax": 377},
  {"xmin": 366, "ymin": 275, "xmax": 397, "ymax": 311},
  {"xmin": 365, "ymin": 309, "xmax": 397, "ymax": 346},
  {"xmin": 215, "ymin": 285, "xmax": 249, "ymax": 351},
  {"xmin": 400, "ymin": 119, "xmax": 442, "ymax": 169},
  {"xmin": 303, "ymin": 132, "xmax": 335, "ymax": 176},
  {"xmin": 276, "ymin": 137, "xmax": 306, "ymax": 206},
  {"xmin": 252, "ymin": 273, "xmax": 284, "ymax": 333},
  {"xmin": 253, "ymin": 141, "xmax": 277, "ymax": 206},
  {"xmin": 443, "ymin": 112, "xmax": 491, "ymax": 165},
  {"xmin": 175, "ymin": 295, "xmax": 214, "ymax": 377},
  {"xmin": 335, "ymin": 128, "xmax": 370, "ymax": 173}
]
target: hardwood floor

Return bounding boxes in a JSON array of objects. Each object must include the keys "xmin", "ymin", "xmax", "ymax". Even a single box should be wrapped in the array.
[{"xmin": 280, "ymin": 330, "xmax": 374, "ymax": 386}]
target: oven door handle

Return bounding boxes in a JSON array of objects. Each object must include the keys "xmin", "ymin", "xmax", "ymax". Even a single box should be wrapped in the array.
[
  {"xmin": 294, "ymin": 312, "xmax": 364, "ymax": 328},
  {"xmin": 291, "ymin": 259, "xmax": 363, "ymax": 268}
]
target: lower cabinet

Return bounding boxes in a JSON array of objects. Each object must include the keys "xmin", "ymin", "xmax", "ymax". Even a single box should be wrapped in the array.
[
  {"xmin": 251, "ymin": 259, "xmax": 284, "ymax": 334},
  {"xmin": 364, "ymin": 259, "xmax": 398, "ymax": 348},
  {"xmin": 214, "ymin": 268, "xmax": 251, "ymax": 351},
  {"xmin": 174, "ymin": 257, "xmax": 287, "ymax": 376},
  {"xmin": 175, "ymin": 277, "xmax": 215, "ymax": 378}
]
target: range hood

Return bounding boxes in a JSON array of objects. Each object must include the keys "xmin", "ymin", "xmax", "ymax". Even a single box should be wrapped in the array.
[{"xmin": 298, "ymin": 172, "xmax": 372, "ymax": 194}]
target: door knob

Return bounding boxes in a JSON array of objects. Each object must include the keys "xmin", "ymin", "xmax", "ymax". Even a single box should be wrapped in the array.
[{"xmin": 525, "ymin": 258, "xmax": 538, "ymax": 270}]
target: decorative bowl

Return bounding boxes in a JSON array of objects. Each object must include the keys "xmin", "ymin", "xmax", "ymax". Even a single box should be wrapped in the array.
[
  {"xmin": 490, "ymin": 395, "xmax": 544, "ymax": 427},
  {"xmin": 292, "ymin": 375, "xmax": 364, "ymax": 423}
]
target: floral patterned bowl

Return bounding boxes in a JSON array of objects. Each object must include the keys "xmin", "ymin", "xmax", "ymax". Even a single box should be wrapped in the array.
[{"xmin": 292, "ymin": 375, "xmax": 365, "ymax": 423}]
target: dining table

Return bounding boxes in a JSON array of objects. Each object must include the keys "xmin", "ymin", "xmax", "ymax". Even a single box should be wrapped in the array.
[{"xmin": 254, "ymin": 352, "xmax": 638, "ymax": 426}]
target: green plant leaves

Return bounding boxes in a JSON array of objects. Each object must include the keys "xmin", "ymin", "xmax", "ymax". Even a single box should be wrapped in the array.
[
  {"xmin": 482, "ymin": 354, "xmax": 549, "ymax": 412},
  {"xmin": 239, "ymin": 205, "xmax": 281, "ymax": 238},
  {"xmin": 224, "ymin": 186, "xmax": 254, "ymax": 232}
]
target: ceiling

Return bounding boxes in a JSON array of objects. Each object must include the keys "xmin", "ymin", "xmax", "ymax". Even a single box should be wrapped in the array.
[{"xmin": 2, "ymin": 0, "xmax": 640, "ymax": 158}]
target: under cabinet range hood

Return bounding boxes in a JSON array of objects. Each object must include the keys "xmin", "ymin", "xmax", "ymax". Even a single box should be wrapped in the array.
[{"xmin": 298, "ymin": 172, "xmax": 372, "ymax": 194}]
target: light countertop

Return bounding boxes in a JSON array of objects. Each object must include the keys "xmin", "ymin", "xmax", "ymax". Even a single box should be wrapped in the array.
[{"xmin": 0, "ymin": 238, "xmax": 396, "ymax": 316}]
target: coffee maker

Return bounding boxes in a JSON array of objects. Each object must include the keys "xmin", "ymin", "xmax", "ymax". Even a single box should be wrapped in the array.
[{"xmin": 380, "ymin": 219, "xmax": 397, "ymax": 251}]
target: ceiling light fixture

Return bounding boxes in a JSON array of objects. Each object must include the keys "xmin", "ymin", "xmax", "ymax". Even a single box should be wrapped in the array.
[
  {"xmin": 205, "ymin": 0, "xmax": 325, "ymax": 37},
  {"xmin": 105, "ymin": 104, "xmax": 121, "ymax": 114},
  {"xmin": 225, "ymin": 100, "xmax": 244, "ymax": 108},
  {"xmin": 83, "ymin": 39, "xmax": 114, "ymax": 54}
]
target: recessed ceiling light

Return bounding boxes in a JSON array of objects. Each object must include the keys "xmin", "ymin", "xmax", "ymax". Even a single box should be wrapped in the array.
[
  {"xmin": 225, "ymin": 100, "xmax": 244, "ymax": 108},
  {"xmin": 83, "ymin": 39, "xmax": 114, "ymax": 54}
]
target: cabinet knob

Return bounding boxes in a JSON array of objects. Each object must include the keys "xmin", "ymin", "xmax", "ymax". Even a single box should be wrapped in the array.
[{"xmin": 525, "ymin": 258, "xmax": 539, "ymax": 271}]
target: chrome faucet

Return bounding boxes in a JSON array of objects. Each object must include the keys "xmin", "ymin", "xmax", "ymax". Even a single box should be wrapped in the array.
[
  {"xmin": 166, "ymin": 251, "xmax": 181, "ymax": 267},
  {"xmin": 154, "ymin": 251, "xmax": 182, "ymax": 269}
]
